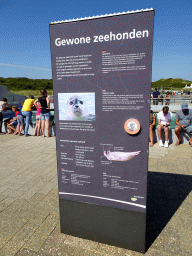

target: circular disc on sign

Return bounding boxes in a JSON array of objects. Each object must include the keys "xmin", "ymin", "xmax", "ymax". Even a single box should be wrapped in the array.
[{"xmin": 124, "ymin": 118, "xmax": 140, "ymax": 135}]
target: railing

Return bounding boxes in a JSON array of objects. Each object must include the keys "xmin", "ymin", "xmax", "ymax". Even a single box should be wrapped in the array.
[{"xmin": 151, "ymin": 97, "xmax": 192, "ymax": 105}]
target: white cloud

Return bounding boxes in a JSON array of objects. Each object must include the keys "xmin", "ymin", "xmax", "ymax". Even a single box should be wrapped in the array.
[{"xmin": 0, "ymin": 63, "xmax": 51, "ymax": 72}]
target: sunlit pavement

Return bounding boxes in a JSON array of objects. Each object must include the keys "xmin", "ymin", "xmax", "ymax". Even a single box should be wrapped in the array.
[{"xmin": 0, "ymin": 134, "xmax": 191, "ymax": 255}]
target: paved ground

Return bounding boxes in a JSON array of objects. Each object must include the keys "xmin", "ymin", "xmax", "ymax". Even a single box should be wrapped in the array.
[{"xmin": 0, "ymin": 135, "xmax": 191, "ymax": 256}]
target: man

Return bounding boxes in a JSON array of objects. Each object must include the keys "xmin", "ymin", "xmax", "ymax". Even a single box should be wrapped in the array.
[
  {"xmin": 22, "ymin": 95, "xmax": 35, "ymax": 137},
  {"xmin": 175, "ymin": 103, "xmax": 192, "ymax": 146},
  {"xmin": 152, "ymin": 88, "xmax": 160, "ymax": 105},
  {"xmin": 157, "ymin": 106, "xmax": 172, "ymax": 148}
]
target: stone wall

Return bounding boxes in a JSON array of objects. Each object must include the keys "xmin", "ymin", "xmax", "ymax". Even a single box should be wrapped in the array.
[{"xmin": 0, "ymin": 85, "xmax": 26, "ymax": 107}]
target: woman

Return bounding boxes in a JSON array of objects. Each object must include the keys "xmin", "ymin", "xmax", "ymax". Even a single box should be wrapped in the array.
[
  {"xmin": 165, "ymin": 92, "xmax": 171, "ymax": 106},
  {"xmin": 157, "ymin": 106, "xmax": 172, "ymax": 148},
  {"xmin": 149, "ymin": 110, "xmax": 156, "ymax": 147},
  {"xmin": 36, "ymin": 89, "xmax": 51, "ymax": 137},
  {"xmin": 22, "ymin": 95, "xmax": 35, "ymax": 137}
]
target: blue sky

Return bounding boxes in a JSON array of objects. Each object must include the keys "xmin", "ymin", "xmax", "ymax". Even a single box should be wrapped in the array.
[{"xmin": 1, "ymin": 0, "xmax": 191, "ymax": 82}]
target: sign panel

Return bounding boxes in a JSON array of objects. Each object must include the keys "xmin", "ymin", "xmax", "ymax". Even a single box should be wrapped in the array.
[{"xmin": 50, "ymin": 10, "xmax": 154, "ymax": 213}]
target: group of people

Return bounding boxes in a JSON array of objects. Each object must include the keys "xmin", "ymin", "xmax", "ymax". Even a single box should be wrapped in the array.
[
  {"xmin": 0, "ymin": 89, "xmax": 52, "ymax": 137},
  {"xmin": 149, "ymin": 103, "xmax": 192, "ymax": 147},
  {"xmin": 1, "ymin": 90, "xmax": 192, "ymax": 145},
  {"xmin": 152, "ymin": 88, "xmax": 171, "ymax": 105}
]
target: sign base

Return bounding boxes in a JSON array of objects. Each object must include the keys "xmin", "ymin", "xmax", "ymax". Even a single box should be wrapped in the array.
[{"xmin": 59, "ymin": 199, "xmax": 146, "ymax": 253}]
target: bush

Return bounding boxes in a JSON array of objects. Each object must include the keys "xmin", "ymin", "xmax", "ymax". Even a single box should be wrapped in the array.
[{"xmin": 0, "ymin": 77, "xmax": 53, "ymax": 91}]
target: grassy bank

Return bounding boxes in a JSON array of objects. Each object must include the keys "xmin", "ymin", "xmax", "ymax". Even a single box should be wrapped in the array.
[
  {"xmin": 151, "ymin": 78, "xmax": 192, "ymax": 89},
  {"xmin": 10, "ymin": 90, "xmax": 53, "ymax": 97},
  {"xmin": 2, "ymin": 77, "xmax": 192, "ymax": 92}
]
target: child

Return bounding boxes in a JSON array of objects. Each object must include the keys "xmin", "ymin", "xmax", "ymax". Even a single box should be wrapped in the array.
[
  {"xmin": 15, "ymin": 102, "xmax": 24, "ymax": 135},
  {"xmin": 34, "ymin": 101, "xmax": 41, "ymax": 136},
  {"xmin": 7, "ymin": 106, "xmax": 19, "ymax": 134}
]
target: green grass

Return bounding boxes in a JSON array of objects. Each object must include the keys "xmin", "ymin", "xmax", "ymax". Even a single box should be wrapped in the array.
[
  {"xmin": 9, "ymin": 78, "xmax": 192, "ymax": 96},
  {"xmin": 151, "ymin": 78, "xmax": 192, "ymax": 89},
  {"xmin": 10, "ymin": 90, "xmax": 53, "ymax": 97}
]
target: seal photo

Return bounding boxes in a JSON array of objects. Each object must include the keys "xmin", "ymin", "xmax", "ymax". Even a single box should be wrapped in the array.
[
  {"xmin": 66, "ymin": 95, "xmax": 88, "ymax": 121},
  {"xmin": 58, "ymin": 92, "xmax": 95, "ymax": 121}
]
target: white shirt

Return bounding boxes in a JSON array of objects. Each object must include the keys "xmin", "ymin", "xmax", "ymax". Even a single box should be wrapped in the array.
[
  {"xmin": 0, "ymin": 101, "xmax": 5, "ymax": 113},
  {"xmin": 157, "ymin": 111, "xmax": 172, "ymax": 125}
]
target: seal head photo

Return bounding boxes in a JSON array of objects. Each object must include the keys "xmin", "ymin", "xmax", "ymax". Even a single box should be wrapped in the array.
[{"xmin": 66, "ymin": 95, "xmax": 88, "ymax": 120}]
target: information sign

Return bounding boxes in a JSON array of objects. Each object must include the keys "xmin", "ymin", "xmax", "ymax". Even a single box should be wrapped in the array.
[{"xmin": 50, "ymin": 9, "xmax": 154, "ymax": 214}]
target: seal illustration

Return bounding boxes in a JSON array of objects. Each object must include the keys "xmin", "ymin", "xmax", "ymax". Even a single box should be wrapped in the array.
[{"xmin": 104, "ymin": 150, "xmax": 142, "ymax": 161}]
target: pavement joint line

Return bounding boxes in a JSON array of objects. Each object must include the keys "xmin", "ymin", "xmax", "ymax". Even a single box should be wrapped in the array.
[
  {"xmin": 0, "ymin": 214, "xmax": 52, "ymax": 254},
  {"xmin": 0, "ymin": 218, "xmax": 29, "ymax": 250},
  {"xmin": 0, "ymin": 136, "xmax": 191, "ymax": 255},
  {"xmin": 0, "ymin": 219, "xmax": 31, "ymax": 250}
]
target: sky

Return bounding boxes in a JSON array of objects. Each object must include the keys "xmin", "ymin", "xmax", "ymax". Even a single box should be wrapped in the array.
[{"xmin": 0, "ymin": 0, "xmax": 192, "ymax": 82}]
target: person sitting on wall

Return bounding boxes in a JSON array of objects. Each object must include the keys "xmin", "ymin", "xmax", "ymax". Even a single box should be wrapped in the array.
[
  {"xmin": 149, "ymin": 110, "xmax": 156, "ymax": 147},
  {"xmin": 157, "ymin": 106, "xmax": 173, "ymax": 148},
  {"xmin": 152, "ymin": 88, "xmax": 160, "ymax": 105},
  {"xmin": 175, "ymin": 103, "xmax": 192, "ymax": 146},
  {"xmin": 7, "ymin": 106, "xmax": 19, "ymax": 134}
]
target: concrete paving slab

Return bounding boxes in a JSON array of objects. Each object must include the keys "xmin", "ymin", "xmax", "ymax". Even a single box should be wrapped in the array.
[
  {"xmin": 38, "ymin": 226, "xmax": 67, "ymax": 255},
  {"xmin": 0, "ymin": 219, "xmax": 44, "ymax": 256},
  {"xmin": 0, "ymin": 135, "xmax": 191, "ymax": 256},
  {"xmin": 23, "ymin": 214, "xmax": 59, "ymax": 252}
]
